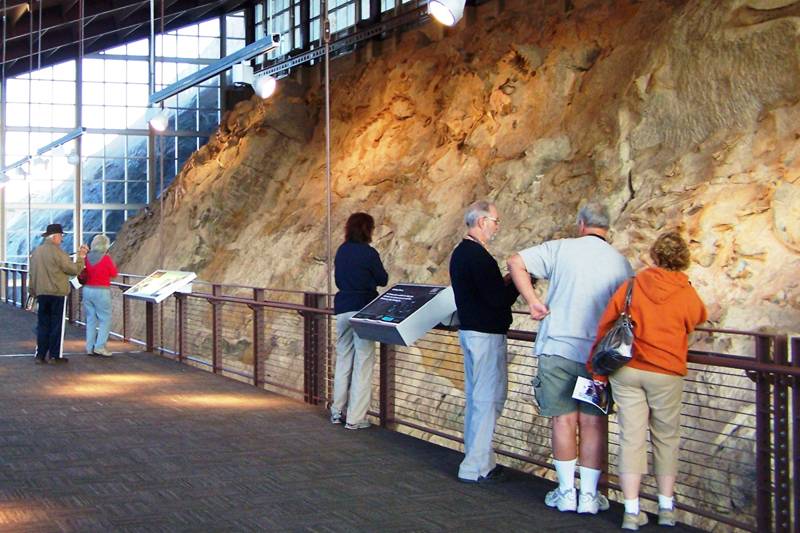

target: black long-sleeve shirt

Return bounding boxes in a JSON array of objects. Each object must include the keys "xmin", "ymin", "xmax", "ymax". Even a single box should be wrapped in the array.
[
  {"xmin": 449, "ymin": 239, "xmax": 519, "ymax": 334},
  {"xmin": 334, "ymin": 241, "xmax": 389, "ymax": 314}
]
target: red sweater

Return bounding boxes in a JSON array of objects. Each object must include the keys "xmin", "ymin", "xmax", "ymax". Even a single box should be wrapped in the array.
[
  {"xmin": 589, "ymin": 267, "xmax": 707, "ymax": 379},
  {"xmin": 84, "ymin": 254, "xmax": 119, "ymax": 287}
]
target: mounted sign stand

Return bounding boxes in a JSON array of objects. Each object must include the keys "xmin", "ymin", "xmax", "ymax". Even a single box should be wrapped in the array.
[
  {"xmin": 123, "ymin": 270, "xmax": 196, "ymax": 303},
  {"xmin": 349, "ymin": 283, "xmax": 457, "ymax": 346}
]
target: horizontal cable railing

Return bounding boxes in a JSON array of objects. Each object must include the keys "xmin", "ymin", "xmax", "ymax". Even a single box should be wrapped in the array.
[{"xmin": 2, "ymin": 262, "xmax": 796, "ymax": 532}]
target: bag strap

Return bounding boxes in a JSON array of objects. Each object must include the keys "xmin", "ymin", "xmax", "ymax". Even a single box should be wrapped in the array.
[{"xmin": 622, "ymin": 277, "xmax": 635, "ymax": 314}]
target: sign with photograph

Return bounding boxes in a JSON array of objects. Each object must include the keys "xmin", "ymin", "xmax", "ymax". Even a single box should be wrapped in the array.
[{"xmin": 123, "ymin": 270, "xmax": 196, "ymax": 303}]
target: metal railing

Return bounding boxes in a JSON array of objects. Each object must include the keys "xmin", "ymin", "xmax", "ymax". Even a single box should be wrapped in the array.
[{"xmin": 2, "ymin": 261, "xmax": 796, "ymax": 532}]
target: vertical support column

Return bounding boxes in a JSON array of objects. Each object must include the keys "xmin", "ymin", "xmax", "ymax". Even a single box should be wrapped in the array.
[
  {"xmin": 211, "ymin": 284, "xmax": 222, "ymax": 373},
  {"xmin": 145, "ymin": 300, "xmax": 156, "ymax": 352},
  {"xmin": 773, "ymin": 336, "xmax": 791, "ymax": 533},
  {"xmin": 122, "ymin": 275, "xmax": 130, "ymax": 341},
  {"xmin": 379, "ymin": 342, "xmax": 395, "ymax": 428},
  {"xmin": 176, "ymin": 293, "xmax": 187, "ymax": 362},
  {"xmin": 755, "ymin": 334, "xmax": 773, "ymax": 533},
  {"xmin": 303, "ymin": 292, "xmax": 326, "ymax": 405},
  {"xmin": 299, "ymin": 0, "xmax": 310, "ymax": 51},
  {"xmin": 252, "ymin": 288, "xmax": 265, "ymax": 387}
]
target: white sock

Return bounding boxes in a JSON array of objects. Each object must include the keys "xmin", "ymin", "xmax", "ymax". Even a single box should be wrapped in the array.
[
  {"xmin": 554, "ymin": 458, "xmax": 577, "ymax": 492},
  {"xmin": 658, "ymin": 494, "xmax": 674, "ymax": 510},
  {"xmin": 624, "ymin": 498, "xmax": 640, "ymax": 514},
  {"xmin": 579, "ymin": 466, "xmax": 601, "ymax": 495}
]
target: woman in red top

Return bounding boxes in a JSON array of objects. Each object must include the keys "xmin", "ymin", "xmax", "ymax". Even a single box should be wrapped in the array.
[
  {"xmin": 82, "ymin": 234, "xmax": 119, "ymax": 357},
  {"xmin": 590, "ymin": 232, "xmax": 706, "ymax": 530}
]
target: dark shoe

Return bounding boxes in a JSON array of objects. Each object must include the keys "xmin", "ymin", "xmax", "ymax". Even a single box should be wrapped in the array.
[
  {"xmin": 50, "ymin": 357, "xmax": 69, "ymax": 364},
  {"xmin": 458, "ymin": 465, "xmax": 506, "ymax": 484},
  {"xmin": 34, "ymin": 357, "xmax": 48, "ymax": 365}
]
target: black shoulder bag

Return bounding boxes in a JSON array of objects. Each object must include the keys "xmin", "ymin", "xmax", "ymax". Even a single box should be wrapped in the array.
[{"xmin": 591, "ymin": 278, "xmax": 635, "ymax": 376}]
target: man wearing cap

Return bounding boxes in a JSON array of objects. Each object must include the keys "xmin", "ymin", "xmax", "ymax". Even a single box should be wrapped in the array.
[{"xmin": 29, "ymin": 224, "xmax": 88, "ymax": 364}]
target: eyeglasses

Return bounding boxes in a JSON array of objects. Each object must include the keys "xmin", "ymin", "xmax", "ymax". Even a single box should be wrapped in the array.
[{"xmin": 485, "ymin": 216, "xmax": 500, "ymax": 224}]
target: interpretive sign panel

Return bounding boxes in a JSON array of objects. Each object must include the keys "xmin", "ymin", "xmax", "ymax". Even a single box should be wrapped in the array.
[
  {"xmin": 123, "ymin": 270, "xmax": 196, "ymax": 303},
  {"xmin": 350, "ymin": 284, "xmax": 457, "ymax": 346}
]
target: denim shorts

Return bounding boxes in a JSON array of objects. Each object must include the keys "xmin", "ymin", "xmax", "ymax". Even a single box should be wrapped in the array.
[{"xmin": 532, "ymin": 353, "xmax": 606, "ymax": 417}]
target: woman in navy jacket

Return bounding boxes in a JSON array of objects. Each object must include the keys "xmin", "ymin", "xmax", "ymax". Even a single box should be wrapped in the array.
[{"xmin": 329, "ymin": 213, "xmax": 388, "ymax": 430}]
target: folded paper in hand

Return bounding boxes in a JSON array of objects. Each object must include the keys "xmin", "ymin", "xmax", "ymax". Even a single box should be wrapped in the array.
[{"xmin": 572, "ymin": 376, "xmax": 609, "ymax": 414}]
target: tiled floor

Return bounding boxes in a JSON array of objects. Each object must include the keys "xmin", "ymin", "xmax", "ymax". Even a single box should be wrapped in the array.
[{"xmin": 0, "ymin": 304, "xmax": 700, "ymax": 532}]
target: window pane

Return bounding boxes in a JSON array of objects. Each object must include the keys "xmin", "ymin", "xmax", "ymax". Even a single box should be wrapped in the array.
[
  {"xmin": 127, "ymin": 181, "xmax": 148, "ymax": 203},
  {"xmin": 105, "ymin": 159, "xmax": 125, "ymax": 181},
  {"xmin": 82, "ymin": 209, "xmax": 103, "ymax": 231},
  {"xmin": 105, "ymin": 210, "xmax": 125, "ymax": 233},
  {"xmin": 105, "ymin": 181, "xmax": 126, "ymax": 204},
  {"xmin": 127, "ymin": 158, "xmax": 147, "ymax": 182},
  {"xmin": 82, "ymin": 182, "xmax": 103, "ymax": 204},
  {"xmin": 178, "ymin": 108, "xmax": 197, "ymax": 131}
]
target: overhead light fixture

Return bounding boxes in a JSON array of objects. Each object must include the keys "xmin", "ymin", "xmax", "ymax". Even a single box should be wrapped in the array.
[
  {"xmin": 147, "ymin": 106, "xmax": 169, "ymax": 132},
  {"xmin": 31, "ymin": 156, "xmax": 48, "ymax": 174},
  {"xmin": 429, "ymin": 0, "xmax": 466, "ymax": 26},
  {"xmin": 36, "ymin": 128, "xmax": 85, "ymax": 156},
  {"xmin": 149, "ymin": 34, "xmax": 280, "ymax": 105},
  {"xmin": 254, "ymin": 75, "xmax": 277, "ymax": 99},
  {"xmin": 233, "ymin": 61, "xmax": 278, "ymax": 99}
]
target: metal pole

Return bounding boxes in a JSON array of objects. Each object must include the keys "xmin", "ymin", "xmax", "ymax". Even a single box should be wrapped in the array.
[
  {"xmin": 323, "ymin": 0, "xmax": 332, "ymax": 308},
  {"xmin": 75, "ymin": 0, "xmax": 83, "ymax": 253},
  {"xmin": 1, "ymin": 2, "xmax": 6, "ymax": 265}
]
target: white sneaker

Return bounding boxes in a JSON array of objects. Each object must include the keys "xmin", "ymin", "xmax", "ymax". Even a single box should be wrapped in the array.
[
  {"xmin": 93, "ymin": 347, "xmax": 113, "ymax": 357},
  {"xmin": 544, "ymin": 488, "xmax": 577, "ymax": 512},
  {"xmin": 330, "ymin": 412, "xmax": 342, "ymax": 424},
  {"xmin": 344, "ymin": 421, "xmax": 371, "ymax": 430},
  {"xmin": 577, "ymin": 491, "xmax": 610, "ymax": 514}
]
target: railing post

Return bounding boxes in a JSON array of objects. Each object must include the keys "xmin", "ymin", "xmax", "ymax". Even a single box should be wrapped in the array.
[
  {"xmin": 379, "ymin": 342, "xmax": 395, "ymax": 428},
  {"xmin": 755, "ymin": 334, "xmax": 773, "ymax": 533},
  {"xmin": 122, "ymin": 276, "xmax": 130, "ymax": 342},
  {"xmin": 773, "ymin": 335, "xmax": 791, "ymax": 533},
  {"xmin": 145, "ymin": 301, "xmax": 156, "ymax": 352},
  {"xmin": 1, "ymin": 267, "xmax": 6, "ymax": 303},
  {"xmin": 14, "ymin": 270, "xmax": 21, "ymax": 307},
  {"xmin": 303, "ymin": 292, "xmax": 326, "ymax": 405},
  {"xmin": 792, "ymin": 335, "xmax": 800, "ymax": 533},
  {"xmin": 211, "ymin": 284, "xmax": 222, "ymax": 373},
  {"xmin": 67, "ymin": 286, "xmax": 78, "ymax": 324},
  {"xmin": 20, "ymin": 271, "xmax": 27, "ymax": 308},
  {"xmin": 176, "ymin": 293, "xmax": 187, "ymax": 362},
  {"xmin": 252, "ymin": 288, "xmax": 265, "ymax": 387}
]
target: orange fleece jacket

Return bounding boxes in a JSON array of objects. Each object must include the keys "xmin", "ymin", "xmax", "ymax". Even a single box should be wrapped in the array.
[{"xmin": 588, "ymin": 267, "xmax": 707, "ymax": 380}]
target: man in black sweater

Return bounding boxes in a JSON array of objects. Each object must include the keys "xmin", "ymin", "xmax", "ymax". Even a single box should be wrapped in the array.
[{"xmin": 449, "ymin": 200, "xmax": 519, "ymax": 483}]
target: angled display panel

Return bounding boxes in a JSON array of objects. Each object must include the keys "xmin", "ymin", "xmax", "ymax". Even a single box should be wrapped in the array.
[
  {"xmin": 123, "ymin": 270, "xmax": 197, "ymax": 303},
  {"xmin": 349, "ymin": 283, "xmax": 457, "ymax": 346}
]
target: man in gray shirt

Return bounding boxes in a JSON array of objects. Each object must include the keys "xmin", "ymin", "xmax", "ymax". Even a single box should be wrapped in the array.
[{"xmin": 508, "ymin": 202, "xmax": 632, "ymax": 514}]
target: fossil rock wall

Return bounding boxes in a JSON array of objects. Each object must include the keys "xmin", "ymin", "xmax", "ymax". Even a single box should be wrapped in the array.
[
  {"xmin": 114, "ymin": 0, "xmax": 800, "ymax": 335},
  {"xmin": 110, "ymin": 2, "xmax": 800, "ymax": 529}
]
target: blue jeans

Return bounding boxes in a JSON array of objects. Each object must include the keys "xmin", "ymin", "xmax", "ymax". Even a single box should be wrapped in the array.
[
  {"xmin": 458, "ymin": 330, "xmax": 508, "ymax": 480},
  {"xmin": 83, "ymin": 287, "xmax": 112, "ymax": 353}
]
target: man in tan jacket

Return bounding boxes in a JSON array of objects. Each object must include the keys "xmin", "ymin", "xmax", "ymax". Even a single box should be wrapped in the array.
[{"xmin": 29, "ymin": 224, "xmax": 88, "ymax": 364}]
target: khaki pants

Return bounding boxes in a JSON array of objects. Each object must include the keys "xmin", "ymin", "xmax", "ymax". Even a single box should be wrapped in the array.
[{"xmin": 610, "ymin": 366, "xmax": 683, "ymax": 476}]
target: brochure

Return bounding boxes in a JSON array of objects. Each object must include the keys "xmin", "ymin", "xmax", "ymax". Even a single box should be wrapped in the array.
[{"xmin": 572, "ymin": 376, "xmax": 609, "ymax": 414}]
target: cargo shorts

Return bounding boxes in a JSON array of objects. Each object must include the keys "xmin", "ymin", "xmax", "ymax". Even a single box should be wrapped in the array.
[{"xmin": 532, "ymin": 353, "xmax": 606, "ymax": 417}]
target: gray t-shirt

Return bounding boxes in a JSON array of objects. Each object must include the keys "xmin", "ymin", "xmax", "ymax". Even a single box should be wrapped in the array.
[{"xmin": 518, "ymin": 235, "xmax": 633, "ymax": 363}]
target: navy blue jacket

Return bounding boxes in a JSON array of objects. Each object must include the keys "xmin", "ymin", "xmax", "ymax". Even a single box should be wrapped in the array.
[
  {"xmin": 334, "ymin": 241, "xmax": 389, "ymax": 314},
  {"xmin": 449, "ymin": 239, "xmax": 519, "ymax": 334}
]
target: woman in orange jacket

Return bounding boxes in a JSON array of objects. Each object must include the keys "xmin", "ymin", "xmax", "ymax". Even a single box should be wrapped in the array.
[{"xmin": 589, "ymin": 231, "xmax": 706, "ymax": 530}]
